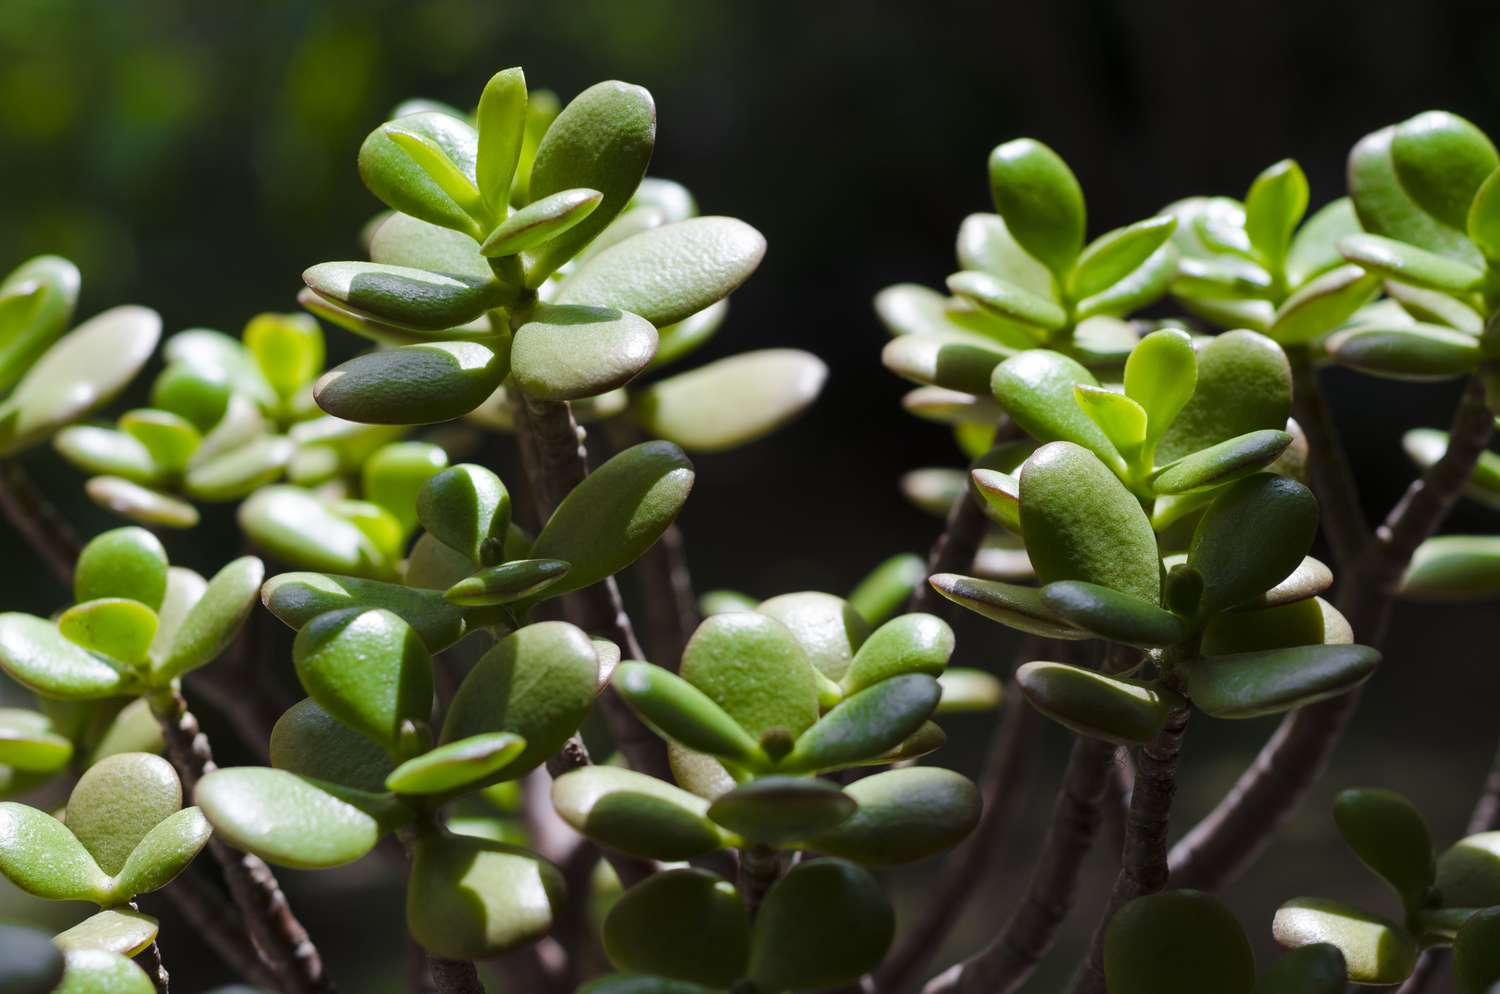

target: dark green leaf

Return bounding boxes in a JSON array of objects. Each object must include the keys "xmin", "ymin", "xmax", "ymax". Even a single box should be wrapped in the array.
[
  {"xmin": 803, "ymin": 766, "xmax": 979, "ymax": 864},
  {"xmin": 1326, "ymin": 323, "xmax": 1481, "ymax": 381},
  {"xmin": 416, "ymin": 464, "xmax": 511, "ymax": 565},
  {"xmin": 385, "ymin": 733, "xmax": 526, "ymax": 795},
  {"xmin": 783, "ymin": 674, "xmax": 940, "ymax": 772},
  {"xmin": 1184, "ymin": 644, "xmax": 1380, "ymax": 718},
  {"xmin": 551, "ymin": 766, "xmax": 734, "ymax": 859},
  {"xmin": 1105, "ymin": 890, "xmax": 1255, "ymax": 994},
  {"xmin": 406, "ymin": 831, "xmax": 564, "ymax": 958},
  {"xmin": 1273, "ymin": 897, "xmax": 1419, "ymax": 985},
  {"xmin": 706, "ymin": 776, "xmax": 855, "ymax": 845},
  {"xmin": 1436, "ymin": 832, "xmax": 1500, "ymax": 908},
  {"xmin": 1150, "ymin": 429, "xmax": 1292, "ymax": 496},
  {"xmin": 270, "ymin": 698, "xmax": 395, "ymax": 793},
  {"xmin": 303, "ymin": 262, "xmax": 501, "ymax": 331},
  {"xmin": 1189, "ymin": 474, "xmax": 1318, "ymax": 615},
  {"xmin": 614, "ymin": 662, "xmax": 765, "ymax": 766},
  {"xmin": 679, "ymin": 612, "xmax": 819, "ymax": 740},
  {"xmin": 445, "ymin": 559, "xmax": 570, "ymax": 606},
  {"xmin": 481, "ymin": 188, "xmax": 602, "ymax": 257},
  {"xmin": 1155, "ymin": 330, "xmax": 1292, "ymax": 466},
  {"xmin": 927, "ymin": 573, "xmax": 1085, "ymax": 640},
  {"xmin": 1455, "ymin": 907, "xmax": 1500, "ymax": 994},
  {"xmin": 1039, "ymin": 581, "xmax": 1188, "ymax": 647},
  {"xmin": 1333, "ymin": 788, "xmax": 1435, "ymax": 914},
  {"xmin": 510, "ymin": 304, "xmax": 657, "ymax": 401},
  {"xmin": 991, "ymin": 351, "xmax": 1123, "ymax": 472},
  {"xmin": 1017, "ymin": 661, "xmax": 1179, "ymax": 745},
  {"xmin": 1252, "ymin": 945, "xmax": 1348, "ymax": 994},
  {"xmin": 987, "ymin": 138, "xmax": 1085, "ymax": 277},
  {"xmin": 315, "ymin": 341, "xmax": 509, "ymax": 424},
  {"xmin": 748, "ymin": 859, "xmax": 893, "ymax": 993},
  {"xmin": 603, "ymin": 869, "xmax": 749, "ymax": 987},
  {"xmin": 292, "ymin": 608, "xmax": 434, "ymax": 753},
  {"xmin": 358, "ymin": 112, "xmax": 481, "ymax": 236}
]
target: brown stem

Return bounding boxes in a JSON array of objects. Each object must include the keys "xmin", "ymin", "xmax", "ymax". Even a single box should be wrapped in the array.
[
  {"xmin": 738, "ymin": 845, "xmax": 782, "ymax": 918},
  {"xmin": 148, "ymin": 688, "xmax": 334, "ymax": 994},
  {"xmin": 545, "ymin": 733, "xmax": 656, "ymax": 890},
  {"xmin": 1291, "ymin": 359, "xmax": 1370, "ymax": 568},
  {"xmin": 427, "ymin": 956, "xmax": 485, "ymax": 994},
  {"xmin": 0, "ymin": 458, "xmax": 82, "ymax": 587},
  {"xmin": 1100, "ymin": 748, "xmax": 1133, "ymax": 859},
  {"xmin": 143, "ymin": 940, "xmax": 170, "ymax": 994},
  {"xmin": 1169, "ymin": 374, "xmax": 1494, "ymax": 890},
  {"xmin": 922, "ymin": 738, "xmax": 1114, "ymax": 994},
  {"xmin": 158, "ymin": 866, "xmax": 281, "ymax": 990},
  {"xmin": 1068, "ymin": 705, "xmax": 1191, "ymax": 994}
]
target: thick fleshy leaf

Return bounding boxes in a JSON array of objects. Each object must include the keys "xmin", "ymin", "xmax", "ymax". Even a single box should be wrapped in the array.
[
  {"xmin": 614, "ymin": 662, "xmax": 765, "ymax": 766},
  {"xmin": 85, "ymin": 699, "xmax": 165, "ymax": 767},
  {"xmin": 552, "ymin": 766, "xmax": 734, "ymax": 859},
  {"xmin": 369, "ymin": 211, "xmax": 491, "ymax": 284},
  {"xmin": 1238, "ymin": 556, "xmax": 1334, "ymax": 609},
  {"xmin": 948, "ymin": 270, "xmax": 1066, "ymax": 330},
  {"xmin": 840, "ymin": 613, "xmax": 953, "ymax": 694},
  {"xmin": 1455, "ymin": 907, "xmax": 1500, "ymax": 994},
  {"xmin": 991, "ymin": 351, "xmax": 1121, "ymax": 471},
  {"xmin": 56, "ymin": 426, "xmax": 161, "ymax": 483},
  {"xmin": 1, "ymin": 306, "xmax": 161, "ymax": 454},
  {"xmin": 1039, "ymin": 581, "xmax": 1188, "ymax": 647},
  {"xmin": 1070, "ymin": 215, "xmax": 1177, "ymax": 301},
  {"xmin": 263, "ymin": 573, "xmax": 464, "ymax": 651},
  {"xmin": 416, "ymin": 463, "xmax": 510, "ymax": 566},
  {"xmin": 315, "ymin": 341, "xmax": 509, "ymax": 425},
  {"xmin": 524, "ymin": 81, "xmax": 656, "ymax": 285},
  {"xmin": 881, "ymin": 335, "xmax": 1010, "ymax": 395},
  {"xmin": 603, "ymin": 869, "xmax": 749, "ymax": 987},
  {"xmin": 755, "ymin": 592, "xmax": 871, "ymax": 684},
  {"xmin": 0, "ymin": 255, "xmax": 79, "ymax": 393},
  {"xmin": 0, "ymin": 614, "xmax": 130, "ymax": 699},
  {"xmin": 1245, "ymin": 158, "xmax": 1309, "ymax": 270},
  {"xmin": 988, "ymin": 138, "xmax": 1085, "ymax": 277},
  {"xmin": 1155, "ymin": 330, "xmax": 1292, "ymax": 466},
  {"xmin": 0, "ymin": 801, "xmax": 110, "ymax": 901},
  {"xmin": 1326, "ymin": 323, "xmax": 1480, "ymax": 381},
  {"xmin": 1274, "ymin": 898, "xmax": 1419, "ymax": 985},
  {"xmin": 632, "ymin": 349, "xmax": 826, "ymax": 453},
  {"xmin": 1468, "ymin": 167, "xmax": 1500, "ymax": 263},
  {"xmin": 270, "ymin": 698, "xmax": 395, "ymax": 793},
  {"xmin": 529, "ymin": 441, "xmax": 694, "ymax": 595},
  {"xmin": 848, "ymin": 554, "xmax": 927, "ymax": 627},
  {"xmin": 1017, "ymin": 661, "xmax": 1179, "ymax": 744},
  {"xmin": 1073, "ymin": 385, "xmax": 1146, "ymax": 460},
  {"xmin": 1389, "ymin": 112, "xmax": 1498, "ymax": 227},
  {"xmin": 1333, "ymin": 788, "xmax": 1434, "ymax": 913},
  {"xmin": 1124, "ymin": 327, "xmax": 1196, "ymax": 450},
  {"xmin": 1436, "ymin": 831, "xmax": 1500, "ymax": 907},
  {"xmin": 65, "ymin": 753, "xmax": 181, "ymax": 876},
  {"xmin": 52, "ymin": 909, "xmax": 158, "ymax": 957},
  {"xmin": 244, "ymin": 312, "xmax": 323, "ymax": 402},
  {"xmin": 1105, "ymin": 890, "xmax": 1255, "ymax": 994},
  {"xmin": 652, "ymin": 299, "xmax": 729, "ymax": 369},
  {"xmin": 445, "ymin": 559, "xmax": 570, "ymax": 606},
  {"xmin": 1252, "ymin": 945, "xmax": 1348, "ymax": 994},
  {"xmin": 1183, "ymin": 644, "xmax": 1380, "ymax": 718},
  {"xmin": 707, "ymin": 776, "xmax": 855, "ymax": 845},
  {"xmin": 1189, "ymin": 474, "xmax": 1318, "ymax": 615},
  {"xmin": 475, "ymin": 67, "xmax": 527, "ymax": 215},
  {"xmin": 155, "ymin": 556, "xmax": 263, "ymax": 681},
  {"xmin": 358, "ymin": 112, "xmax": 481, "ymax": 236},
  {"xmin": 1268, "ymin": 265, "xmax": 1380, "ymax": 345},
  {"xmin": 1020, "ymin": 442, "xmax": 1160, "ymax": 603},
  {"xmin": 161, "ymin": 329, "xmax": 273, "ymax": 407},
  {"xmin": 0, "ymin": 709, "xmax": 72, "ymax": 772},
  {"xmin": 928, "ymin": 573, "xmax": 1084, "ymax": 640},
  {"xmin": 293, "ymin": 608, "xmax": 433, "ymax": 753},
  {"xmin": 482, "ymin": 188, "xmax": 602, "ymax": 257},
  {"xmin": 1349, "ymin": 121, "xmax": 1485, "ymax": 266},
  {"xmin": 76, "ymin": 528, "xmax": 168, "ymax": 611},
  {"xmin": 195, "ymin": 767, "xmax": 407, "ymax": 868},
  {"xmin": 803, "ymin": 766, "xmax": 979, "ymax": 864},
  {"xmin": 510, "ymin": 305, "xmax": 657, "ymax": 401},
  {"xmin": 1401, "ymin": 535, "xmax": 1500, "ymax": 599},
  {"xmin": 442, "ymin": 621, "xmax": 598, "ymax": 778},
  {"xmin": 937, "ymin": 668, "xmax": 1004, "ymax": 712},
  {"xmin": 680, "ymin": 612, "xmax": 819, "ymax": 740},
  {"xmin": 241, "ymin": 487, "xmax": 393, "ymax": 578},
  {"xmin": 407, "ymin": 832, "xmax": 564, "ymax": 959},
  {"xmin": 385, "ymin": 733, "xmax": 526, "ymax": 795},
  {"xmin": 110, "ymin": 806, "xmax": 211, "ymax": 901},
  {"xmin": 54, "ymin": 949, "xmax": 155, "ymax": 994},
  {"xmin": 405, "ymin": 532, "xmax": 479, "ymax": 591},
  {"xmin": 58, "ymin": 600, "xmax": 157, "ymax": 669},
  {"xmin": 749, "ymin": 858, "xmax": 894, "ymax": 993},
  {"xmin": 1151, "ymin": 429, "xmax": 1292, "ymax": 496},
  {"xmin": 1201, "ymin": 597, "xmax": 1350, "ymax": 654},
  {"xmin": 357, "ymin": 442, "xmax": 447, "ymax": 536},
  {"xmin": 956, "ymin": 212, "xmax": 1056, "ymax": 297},
  {"xmin": 86, "ymin": 477, "xmax": 200, "ymax": 529},
  {"xmin": 783, "ymin": 674, "xmax": 940, "ymax": 772},
  {"xmin": 119, "ymin": 408, "xmax": 200, "ymax": 475},
  {"xmin": 557, "ymin": 217, "xmax": 765, "ymax": 326},
  {"xmin": 303, "ymin": 262, "xmax": 502, "ymax": 333},
  {"xmin": 181, "ymin": 434, "xmax": 294, "ymax": 502}
]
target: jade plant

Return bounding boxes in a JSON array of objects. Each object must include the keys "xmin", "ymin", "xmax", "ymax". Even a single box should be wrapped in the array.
[{"xmin": 1, "ymin": 59, "xmax": 1500, "ymax": 994}]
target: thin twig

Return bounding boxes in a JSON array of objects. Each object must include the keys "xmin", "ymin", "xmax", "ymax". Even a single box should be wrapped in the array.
[
  {"xmin": 1169, "ymin": 374, "xmax": 1494, "ymax": 890},
  {"xmin": 1100, "ymin": 748, "xmax": 1133, "ymax": 859},
  {"xmin": 0, "ymin": 458, "xmax": 82, "ymax": 587},
  {"xmin": 148, "ymin": 688, "xmax": 334, "ymax": 994},
  {"xmin": 157, "ymin": 865, "xmax": 281, "ymax": 990},
  {"xmin": 143, "ymin": 940, "xmax": 170, "ymax": 994},
  {"xmin": 1067, "ymin": 704, "xmax": 1192, "ymax": 994}
]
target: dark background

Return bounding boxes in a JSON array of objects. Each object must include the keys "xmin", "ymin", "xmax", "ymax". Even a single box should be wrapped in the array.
[{"xmin": 1, "ymin": 1, "xmax": 1498, "ymax": 990}]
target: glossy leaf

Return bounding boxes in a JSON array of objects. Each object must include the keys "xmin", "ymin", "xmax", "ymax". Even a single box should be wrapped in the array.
[
  {"xmin": 315, "ymin": 341, "xmax": 509, "ymax": 424},
  {"xmin": 54, "ymin": 949, "xmax": 155, "ymax": 994},
  {"xmin": 1150, "ymin": 429, "xmax": 1292, "ymax": 496},
  {"xmin": 1251, "ymin": 945, "xmax": 1348, "ymax": 994},
  {"xmin": 804, "ymin": 766, "xmax": 979, "ymax": 864},
  {"xmin": 1268, "ymin": 265, "xmax": 1380, "ymax": 345},
  {"xmin": 359, "ymin": 112, "xmax": 480, "ymax": 236},
  {"xmin": 1184, "ymin": 644, "xmax": 1380, "ymax": 718},
  {"xmin": 1039, "ymin": 580, "xmax": 1187, "ymax": 647},
  {"xmin": 58, "ymin": 599, "xmax": 157, "ymax": 668},
  {"xmin": 85, "ymin": 477, "xmax": 200, "ymax": 529},
  {"xmin": 416, "ymin": 463, "xmax": 510, "ymax": 565},
  {"xmin": 881, "ymin": 335, "xmax": 1009, "ymax": 395},
  {"xmin": 988, "ymin": 138, "xmax": 1085, "ymax": 277},
  {"xmin": 293, "ymin": 608, "xmax": 433, "ymax": 753},
  {"xmin": 155, "ymin": 556, "xmax": 263, "ymax": 681},
  {"xmin": 270, "ymin": 698, "xmax": 395, "ymax": 793},
  {"xmin": 1455, "ymin": 907, "xmax": 1500, "ymax": 994},
  {"xmin": 1155, "ymin": 330, "xmax": 1291, "ymax": 465},
  {"xmin": 1273, "ymin": 898, "xmax": 1419, "ymax": 985},
  {"xmin": 1339, "ymin": 232, "xmax": 1485, "ymax": 292},
  {"xmin": 385, "ymin": 733, "xmax": 526, "ymax": 795},
  {"xmin": 1124, "ymin": 327, "xmax": 1196, "ymax": 450},
  {"xmin": 991, "ymin": 351, "xmax": 1122, "ymax": 471},
  {"xmin": 1201, "ymin": 597, "xmax": 1350, "ymax": 654},
  {"xmin": 783, "ymin": 674, "xmax": 940, "ymax": 772},
  {"xmin": 928, "ymin": 573, "xmax": 1085, "ymax": 640},
  {"xmin": 445, "ymin": 559, "xmax": 570, "ymax": 606},
  {"xmin": 1017, "ymin": 661, "xmax": 1178, "ymax": 744},
  {"xmin": 1074, "ymin": 385, "xmax": 1146, "ymax": 459},
  {"xmin": 756, "ymin": 592, "xmax": 870, "ymax": 684},
  {"xmin": 182, "ymin": 434, "xmax": 294, "ymax": 502},
  {"xmin": 552, "ymin": 766, "xmax": 733, "ymax": 859},
  {"xmin": 707, "ymin": 776, "xmax": 855, "ymax": 845},
  {"xmin": 304, "ymin": 262, "xmax": 500, "ymax": 332},
  {"xmin": 75, "ymin": 528, "xmax": 168, "ymax": 611},
  {"xmin": 406, "ymin": 832, "xmax": 564, "ymax": 959},
  {"xmin": 603, "ymin": 869, "xmax": 749, "ymax": 987},
  {"xmin": 632, "ymin": 348, "xmax": 826, "ymax": 453},
  {"xmin": 52, "ymin": 909, "xmax": 158, "ymax": 957},
  {"xmin": 1105, "ymin": 890, "xmax": 1255, "ymax": 994},
  {"xmin": 1467, "ymin": 167, "xmax": 1500, "ymax": 263},
  {"xmin": 263, "ymin": 572, "xmax": 464, "ymax": 651},
  {"xmin": 948, "ymin": 270, "xmax": 1066, "ymax": 330},
  {"xmin": 680, "ymin": 612, "xmax": 818, "ymax": 740},
  {"xmin": 1401, "ymin": 535, "xmax": 1500, "ymax": 600},
  {"xmin": 841, "ymin": 613, "xmax": 953, "ymax": 694},
  {"xmin": 110, "ymin": 806, "xmax": 212, "ymax": 901},
  {"xmin": 510, "ymin": 304, "xmax": 657, "ymax": 401},
  {"xmin": 614, "ymin": 661, "xmax": 765, "ymax": 765},
  {"xmin": 0, "ymin": 801, "xmax": 110, "ymax": 901},
  {"xmin": 0, "ymin": 613, "xmax": 130, "ymax": 699},
  {"xmin": 955, "ymin": 212, "xmax": 1056, "ymax": 298},
  {"xmin": 475, "ymin": 67, "xmax": 527, "ymax": 215},
  {"xmin": 1326, "ymin": 323, "xmax": 1480, "ymax": 381},
  {"xmin": 1189, "ymin": 474, "xmax": 1318, "ymax": 615},
  {"xmin": 119, "ymin": 409, "xmax": 199, "ymax": 475},
  {"xmin": 1390, "ymin": 111, "xmax": 1499, "ymax": 230},
  {"xmin": 1436, "ymin": 832, "xmax": 1500, "ymax": 907},
  {"xmin": 1245, "ymin": 159, "xmax": 1309, "ymax": 270},
  {"xmin": 748, "ymin": 858, "xmax": 894, "ymax": 993},
  {"xmin": 0, "ymin": 255, "xmax": 79, "ymax": 393},
  {"xmin": 1333, "ymin": 788, "xmax": 1434, "ymax": 913},
  {"xmin": 65, "ymin": 753, "xmax": 182, "ymax": 877},
  {"xmin": 0, "ymin": 709, "xmax": 72, "ymax": 772},
  {"xmin": 362, "ymin": 442, "xmax": 448, "ymax": 535}
]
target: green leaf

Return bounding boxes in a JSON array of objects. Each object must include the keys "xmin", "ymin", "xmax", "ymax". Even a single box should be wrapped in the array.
[
  {"xmin": 303, "ymin": 262, "xmax": 501, "ymax": 332},
  {"xmin": 1244, "ymin": 159, "xmax": 1309, "ymax": 271},
  {"xmin": 270, "ymin": 698, "xmax": 395, "ymax": 793},
  {"xmin": 1326, "ymin": 323, "xmax": 1481, "ymax": 381},
  {"xmin": 58, "ymin": 600, "xmax": 157, "ymax": 669},
  {"xmin": 416, "ymin": 463, "xmax": 510, "ymax": 565},
  {"xmin": 1154, "ymin": 330, "xmax": 1292, "ymax": 466},
  {"xmin": 680, "ymin": 612, "xmax": 819, "ymax": 740},
  {"xmin": 840, "ymin": 613, "xmax": 953, "ymax": 694},
  {"xmin": 85, "ymin": 478, "xmax": 200, "ymax": 530},
  {"xmin": 652, "ymin": 299, "xmax": 729, "ymax": 369},
  {"xmin": 1150, "ymin": 429, "xmax": 1292, "ymax": 496},
  {"xmin": 367, "ymin": 212, "xmax": 491, "ymax": 288},
  {"xmin": 1252, "ymin": 945, "xmax": 1348, "ymax": 994},
  {"xmin": 783, "ymin": 674, "xmax": 940, "ymax": 772},
  {"xmin": 706, "ymin": 776, "xmax": 855, "ymax": 845},
  {"xmin": 755, "ymin": 592, "xmax": 871, "ymax": 684},
  {"xmin": 76, "ymin": 528, "xmax": 168, "ymax": 611},
  {"xmin": 385, "ymin": 733, "xmax": 526, "ymax": 795},
  {"xmin": 0, "ymin": 709, "xmax": 72, "ymax": 772},
  {"xmin": 54, "ymin": 949, "xmax": 155, "ymax": 994},
  {"xmin": 1039, "ymin": 581, "xmax": 1187, "ymax": 647},
  {"xmin": 358, "ymin": 112, "xmax": 481, "ymax": 237},
  {"xmin": 529, "ymin": 441, "xmax": 694, "ymax": 595},
  {"xmin": 604, "ymin": 869, "xmax": 749, "ymax": 987},
  {"xmin": 196, "ymin": 767, "xmax": 406, "ymax": 868},
  {"xmin": 1338, "ymin": 233, "xmax": 1485, "ymax": 292},
  {"xmin": 956, "ymin": 212, "xmax": 1056, "ymax": 298},
  {"xmin": 1287, "ymin": 198, "xmax": 1363, "ymax": 289},
  {"xmin": 1189, "ymin": 474, "xmax": 1318, "ymax": 615},
  {"xmin": 475, "ymin": 67, "xmax": 527, "ymax": 216},
  {"xmin": 510, "ymin": 304, "xmax": 657, "ymax": 401},
  {"xmin": 161, "ymin": 329, "xmax": 273, "ymax": 407},
  {"xmin": 749, "ymin": 858, "xmax": 894, "ymax": 993},
  {"xmin": 1387, "ymin": 279, "xmax": 1484, "ymax": 333},
  {"xmin": 1017, "ymin": 661, "xmax": 1179, "ymax": 745},
  {"xmin": 1268, "ymin": 265, "xmax": 1380, "ymax": 345},
  {"xmin": 481, "ymin": 188, "xmax": 602, "ymax": 257},
  {"xmin": 1, "ymin": 306, "xmax": 161, "ymax": 454},
  {"xmin": 155, "ymin": 556, "xmax": 263, "ymax": 682},
  {"xmin": 1401, "ymin": 535, "xmax": 1500, "ymax": 599},
  {"xmin": 360, "ymin": 441, "xmax": 448, "ymax": 536},
  {"xmin": 0, "ymin": 255, "xmax": 79, "ymax": 394},
  {"xmin": 632, "ymin": 348, "xmax": 826, "ymax": 453},
  {"xmin": 52, "ymin": 909, "xmax": 158, "ymax": 957},
  {"xmin": 991, "ymin": 351, "xmax": 1122, "ymax": 472},
  {"xmin": 557, "ymin": 217, "xmax": 766, "ymax": 326},
  {"xmin": 848, "ymin": 554, "xmax": 927, "ymax": 627},
  {"xmin": 1273, "ymin": 898, "xmax": 1419, "ymax": 985},
  {"xmin": 0, "ymin": 923, "xmax": 64, "ymax": 994},
  {"xmin": 293, "ymin": 608, "xmax": 433, "ymax": 754},
  {"xmin": 315, "ymin": 340, "xmax": 509, "ymax": 425},
  {"xmin": 578, "ymin": 975, "xmax": 719, "ymax": 994},
  {"xmin": 1391, "ymin": 111, "xmax": 1499, "ymax": 231},
  {"xmin": 551, "ymin": 766, "xmax": 734, "ymax": 859},
  {"xmin": 262, "ymin": 573, "xmax": 464, "ymax": 651},
  {"xmin": 524, "ymin": 81, "xmax": 656, "ymax": 286},
  {"xmin": 1124, "ymin": 328, "xmax": 1196, "ymax": 452},
  {"xmin": 803, "ymin": 766, "xmax": 979, "ymax": 864},
  {"xmin": 1201, "ymin": 597, "xmax": 1349, "ymax": 654},
  {"xmin": 442, "ymin": 621, "xmax": 598, "ymax": 779},
  {"xmin": 110, "ymin": 806, "xmax": 211, "ymax": 901},
  {"xmin": 444, "ymin": 559, "xmax": 570, "ymax": 606},
  {"xmin": 55, "ymin": 427, "xmax": 161, "ymax": 484},
  {"xmin": 182, "ymin": 434, "xmax": 295, "ymax": 502},
  {"xmin": 118, "ymin": 409, "xmax": 200, "ymax": 476},
  {"xmin": 1105, "ymin": 890, "xmax": 1255, "ymax": 994},
  {"xmin": 1467, "ymin": 167, "xmax": 1500, "ymax": 263},
  {"xmin": 406, "ymin": 831, "xmax": 564, "ymax": 959},
  {"xmin": 614, "ymin": 662, "xmax": 765, "ymax": 766},
  {"xmin": 405, "ymin": 532, "xmax": 479, "ymax": 592},
  {"xmin": 1436, "ymin": 831, "xmax": 1500, "ymax": 907},
  {"xmin": 65, "ymin": 752, "xmax": 182, "ymax": 876},
  {"xmin": 1455, "ymin": 907, "xmax": 1500, "ymax": 994},
  {"xmin": 1070, "ymin": 215, "xmax": 1177, "ymax": 300},
  {"xmin": 1173, "ymin": 255, "xmax": 1274, "ymax": 300},
  {"xmin": 386, "ymin": 129, "xmax": 484, "ymax": 224},
  {"xmin": 928, "ymin": 573, "xmax": 1085, "ymax": 640},
  {"xmin": 988, "ymin": 138, "xmax": 1085, "ymax": 277},
  {"xmin": 0, "ymin": 801, "xmax": 110, "ymax": 901},
  {"xmin": 1183, "ymin": 644, "xmax": 1380, "ymax": 718},
  {"xmin": 1074, "ymin": 385, "xmax": 1147, "ymax": 462},
  {"xmin": 1021, "ymin": 442, "xmax": 1160, "ymax": 603},
  {"xmin": 1333, "ymin": 788, "xmax": 1435, "ymax": 914},
  {"xmin": 85, "ymin": 699, "xmax": 164, "ymax": 768},
  {"xmin": 244, "ymin": 312, "xmax": 324, "ymax": 402},
  {"xmin": 947, "ymin": 270, "xmax": 1067, "ymax": 330},
  {"xmin": 937, "ymin": 668, "xmax": 1004, "ymax": 712},
  {"xmin": 240, "ymin": 487, "xmax": 393, "ymax": 578},
  {"xmin": 1349, "ymin": 124, "xmax": 1482, "ymax": 265},
  {"xmin": 881, "ymin": 335, "xmax": 1010, "ymax": 394},
  {"xmin": 0, "ymin": 614, "xmax": 130, "ymax": 699}
]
